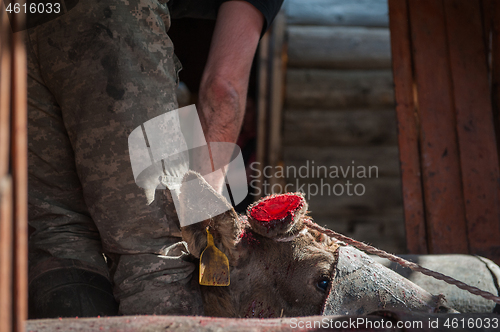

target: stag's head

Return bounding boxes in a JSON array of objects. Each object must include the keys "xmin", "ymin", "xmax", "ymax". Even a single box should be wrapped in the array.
[
  {"xmin": 179, "ymin": 171, "xmax": 339, "ymax": 317},
  {"xmin": 178, "ymin": 171, "xmax": 449, "ymax": 317}
]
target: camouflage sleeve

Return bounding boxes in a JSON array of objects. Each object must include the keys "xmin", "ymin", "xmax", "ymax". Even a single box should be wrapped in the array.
[{"xmin": 27, "ymin": 0, "xmax": 202, "ymax": 315}]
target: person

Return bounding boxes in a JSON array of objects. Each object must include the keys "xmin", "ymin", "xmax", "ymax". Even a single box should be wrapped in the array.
[{"xmin": 27, "ymin": 0, "xmax": 282, "ymax": 318}]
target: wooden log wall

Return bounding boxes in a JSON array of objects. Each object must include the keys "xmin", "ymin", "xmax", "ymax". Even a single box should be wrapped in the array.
[
  {"xmin": 389, "ymin": 0, "xmax": 500, "ymax": 264},
  {"xmin": 0, "ymin": 3, "xmax": 28, "ymax": 332},
  {"xmin": 282, "ymin": 0, "xmax": 406, "ymax": 253},
  {"xmin": 255, "ymin": 11, "xmax": 288, "ymax": 197}
]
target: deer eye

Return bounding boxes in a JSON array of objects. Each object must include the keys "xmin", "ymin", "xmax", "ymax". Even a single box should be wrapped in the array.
[{"xmin": 316, "ymin": 277, "xmax": 330, "ymax": 292}]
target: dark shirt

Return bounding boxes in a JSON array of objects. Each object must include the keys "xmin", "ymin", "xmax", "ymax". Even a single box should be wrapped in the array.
[{"xmin": 168, "ymin": 0, "xmax": 284, "ymax": 34}]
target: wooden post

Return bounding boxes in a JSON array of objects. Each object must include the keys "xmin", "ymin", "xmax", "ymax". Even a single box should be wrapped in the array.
[
  {"xmin": 0, "ymin": 6, "xmax": 13, "ymax": 332},
  {"xmin": 0, "ymin": 0, "xmax": 11, "ymax": 178},
  {"xmin": 0, "ymin": 2, "xmax": 28, "ymax": 331},
  {"xmin": 11, "ymin": 7, "xmax": 28, "ymax": 332}
]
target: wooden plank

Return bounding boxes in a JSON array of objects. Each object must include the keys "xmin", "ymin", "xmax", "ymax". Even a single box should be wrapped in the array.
[
  {"xmin": 314, "ymin": 213, "xmax": 404, "ymax": 234},
  {"xmin": 444, "ymin": 0, "xmax": 500, "ymax": 263},
  {"xmin": 479, "ymin": 0, "xmax": 493, "ymax": 64},
  {"xmin": 349, "ymin": 216, "xmax": 406, "ymax": 254},
  {"xmin": 487, "ymin": 0, "xmax": 500, "ymax": 160},
  {"xmin": 287, "ymin": 26, "xmax": 391, "ymax": 69},
  {"xmin": 0, "ymin": 6, "xmax": 11, "ymax": 180},
  {"xmin": 285, "ymin": 69, "xmax": 395, "ymax": 109},
  {"xmin": 408, "ymin": 0, "xmax": 468, "ymax": 254},
  {"xmin": 25, "ymin": 313, "xmax": 500, "ymax": 332},
  {"xmin": 0, "ymin": 177, "xmax": 13, "ymax": 332},
  {"xmin": 283, "ymin": 146, "xmax": 401, "ymax": 180},
  {"xmin": 388, "ymin": 0, "xmax": 427, "ymax": 254},
  {"xmin": 283, "ymin": 109, "xmax": 398, "ymax": 147},
  {"xmin": 11, "ymin": 11, "xmax": 28, "ymax": 332},
  {"xmin": 0, "ymin": 7, "xmax": 14, "ymax": 332},
  {"xmin": 285, "ymin": 0, "xmax": 389, "ymax": 27}
]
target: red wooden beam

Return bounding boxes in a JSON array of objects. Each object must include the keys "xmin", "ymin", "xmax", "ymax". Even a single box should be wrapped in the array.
[
  {"xmin": 407, "ymin": 0, "xmax": 468, "ymax": 254},
  {"xmin": 444, "ymin": 0, "xmax": 500, "ymax": 263},
  {"xmin": 486, "ymin": 0, "xmax": 500, "ymax": 161},
  {"xmin": 388, "ymin": 0, "xmax": 428, "ymax": 254}
]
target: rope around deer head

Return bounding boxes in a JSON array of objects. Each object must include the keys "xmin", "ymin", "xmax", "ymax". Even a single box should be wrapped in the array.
[{"xmin": 303, "ymin": 218, "xmax": 500, "ymax": 305}]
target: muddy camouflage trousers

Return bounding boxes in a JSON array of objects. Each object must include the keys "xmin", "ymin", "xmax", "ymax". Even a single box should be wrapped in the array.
[{"xmin": 27, "ymin": 0, "xmax": 203, "ymax": 315}]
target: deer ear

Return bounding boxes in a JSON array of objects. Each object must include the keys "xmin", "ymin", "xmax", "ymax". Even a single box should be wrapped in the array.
[
  {"xmin": 178, "ymin": 171, "xmax": 241, "ymax": 260},
  {"xmin": 246, "ymin": 193, "xmax": 307, "ymax": 238}
]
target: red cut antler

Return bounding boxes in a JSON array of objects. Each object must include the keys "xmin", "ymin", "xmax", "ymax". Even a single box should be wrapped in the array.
[{"xmin": 247, "ymin": 193, "xmax": 307, "ymax": 238}]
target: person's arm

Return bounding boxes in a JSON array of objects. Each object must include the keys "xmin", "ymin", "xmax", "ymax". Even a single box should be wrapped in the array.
[{"xmin": 194, "ymin": 0, "xmax": 264, "ymax": 193}]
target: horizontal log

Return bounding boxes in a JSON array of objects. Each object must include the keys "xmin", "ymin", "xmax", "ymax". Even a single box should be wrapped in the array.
[
  {"xmin": 282, "ymin": 109, "xmax": 398, "ymax": 146},
  {"xmin": 314, "ymin": 215, "xmax": 406, "ymax": 254},
  {"xmin": 284, "ymin": 177, "xmax": 403, "ymax": 217},
  {"xmin": 288, "ymin": 26, "xmax": 391, "ymax": 69},
  {"xmin": 314, "ymin": 213, "xmax": 405, "ymax": 234},
  {"xmin": 285, "ymin": 0, "xmax": 389, "ymax": 27},
  {"xmin": 285, "ymin": 69, "xmax": 395, "ymax": 108},
  {"xmin": 282, "ymin": 146, "xmax": 401, "ymax": 177}
]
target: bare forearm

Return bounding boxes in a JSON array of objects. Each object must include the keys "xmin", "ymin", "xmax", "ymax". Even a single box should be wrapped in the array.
[
  {"xmin": 195, "ymin": 1, "xmax": 263, "ymax": 192},
  {"xmin": 198, "ymin": 76, "xmax": 246, "ymax": 147}
]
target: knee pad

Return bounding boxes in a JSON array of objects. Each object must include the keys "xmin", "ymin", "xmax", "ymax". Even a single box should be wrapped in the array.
[{"xmin": 29, "ymin": 268, "xmax": 119, "ymax": 319}]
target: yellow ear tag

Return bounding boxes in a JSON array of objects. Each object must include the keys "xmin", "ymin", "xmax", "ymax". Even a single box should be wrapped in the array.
[{"xmin": 199, "ymin": 229, "xmax": 230, "ymax": 286}]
